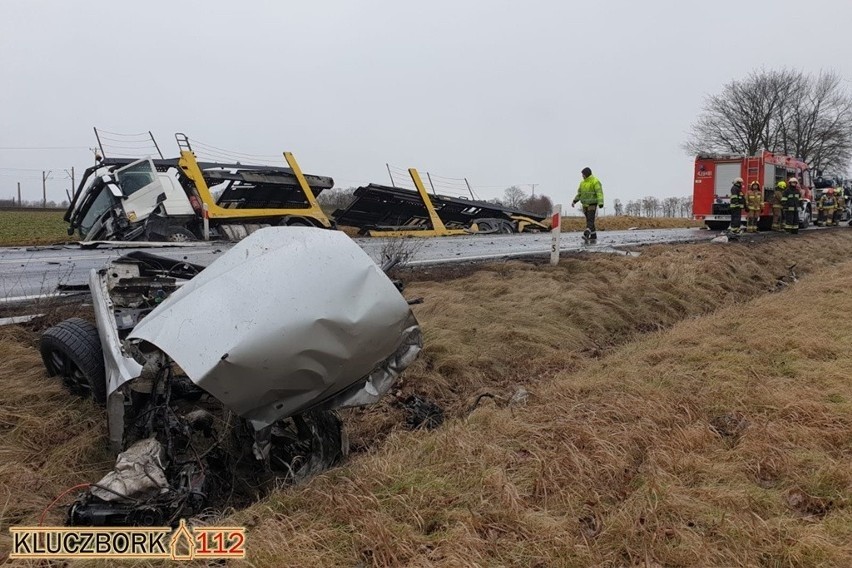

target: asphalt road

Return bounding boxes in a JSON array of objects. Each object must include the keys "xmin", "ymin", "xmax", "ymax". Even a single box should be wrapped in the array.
[{"xmin": 0, "ymin": 228, "xmax": 711, "ymax": 302}]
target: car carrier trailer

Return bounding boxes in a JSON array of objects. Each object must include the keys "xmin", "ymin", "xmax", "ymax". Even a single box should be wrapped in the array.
[
  {"xmin": 67, "ymin": 130, "xmax": 550, "ymax": 241},
  {"xmin": 333, "ymin": 167, "xmax": 550, "ymax": 237}
]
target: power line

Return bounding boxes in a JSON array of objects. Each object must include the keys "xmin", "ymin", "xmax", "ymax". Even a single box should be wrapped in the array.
[{"xmin": 0, "ymin": 146, "xmax": 90, "ymax": 150}]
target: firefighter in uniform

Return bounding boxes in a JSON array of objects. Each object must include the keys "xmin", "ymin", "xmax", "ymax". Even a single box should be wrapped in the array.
[
  {"xmin": 745, "ymin": 180, "xmax": 762, "ymax": 233},
  {"xmin": 728, "ymin": 178, "xmax": 745, "ymax": 234},
  {"xmin": 771, "ymin": 180, "xmax": 786, "ymax": 231},
  {"xmin": 833, "ymin": 187, "xmax": 845, "ymax": 226},
  {"xmin": 818, "ymin": 188, "xmax": 837, "ymax": 226},
  {"xmin": 572, "ymin": 167, "xmax": 604, "ymax": 242},
  {"xmin": 781, "ymin": 178, "xmax": 801, "ymax": 234}
]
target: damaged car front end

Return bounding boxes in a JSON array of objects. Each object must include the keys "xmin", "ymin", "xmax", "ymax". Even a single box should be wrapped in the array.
[{"xmin": 39, "ymin": 228, "xmax": 422, "ymax": 526}]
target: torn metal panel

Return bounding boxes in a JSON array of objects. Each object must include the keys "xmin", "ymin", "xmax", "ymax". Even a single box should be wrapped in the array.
[
  {"xmin": 129, "ymin": 227, "xmax": 422, "ymax": 428},
  {"xmin": 0, "ymin": 314, "xmax": 43, "ymax": 327}
]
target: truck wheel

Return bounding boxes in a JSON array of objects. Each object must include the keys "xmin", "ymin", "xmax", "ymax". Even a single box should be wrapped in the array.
[
  {"xmin": 165, "ymin": 227, "xmax": 196, "ymax": 242},
  {"xmin": 498, "ymin": 220, "xmax": 515, "ymax": 234},
  {"xmin": 277, "ymin": 217, "xmax": 314, "ymax": 227},
  {"xmin": 40, "ymin": 318, "xmax": 106, "ymax": 403}
]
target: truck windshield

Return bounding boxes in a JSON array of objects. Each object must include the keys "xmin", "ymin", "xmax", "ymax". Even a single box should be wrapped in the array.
[
  {"xmin": 79, "ymin": 187, "xmax": 114, "ymax": 237},
  {"xmin": 116, "ymin": 160, "xmax": 158, "ymax": 196}
]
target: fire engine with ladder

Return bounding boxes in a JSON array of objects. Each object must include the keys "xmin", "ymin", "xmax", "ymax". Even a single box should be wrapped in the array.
[{"xmin": 692, "ymin": 151, "xmax": 813, "ymax": 231}]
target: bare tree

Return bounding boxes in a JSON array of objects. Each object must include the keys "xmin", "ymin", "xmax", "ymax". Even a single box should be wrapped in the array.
[
  {"xmin": 685, "ymin": 68, "xmax": 852, "ymax": 172},
  {"xmin": 625, "ymin": 200, "xmax": 641, "ymax": 216},
  {"xmin": 777, "ymin": 71, "xmax": 852, "ymax": 172},
  {"xmin": 679, "ymin": 196, "xmax": 693, "ymax": 218},
  {"xmin": 612, "ymin": 198, "xmax": 624, "ymax": 216},
  {"xmin": 503, "ymin": 185, "xmax": 528, "ymax": 208},
  {"xmin": 641, "ymin": 196, "xmax": 660, "ymax": 217},
  {"xmin": 520, "ymin": 194, "xmax": 553, "ymax": 215}
]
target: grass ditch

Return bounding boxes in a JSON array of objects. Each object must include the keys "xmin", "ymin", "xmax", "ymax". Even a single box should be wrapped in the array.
[
  {"xmin": 1, "ymin": 230, "xmax": 851, "ymax": 563},
  {"xmin": 237, "ymin": 255, "xmax": 852, "ymax": 567}
]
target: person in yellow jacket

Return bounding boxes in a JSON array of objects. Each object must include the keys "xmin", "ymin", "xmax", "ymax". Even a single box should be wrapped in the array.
[
  {"xmin": 771, "ymin": 180, "xmax": 786, "ymax": 231},
  {"xmin": 745, "ymin": 181, "xmax": 762, "ymax": 233},
  {"xmin": 572, "ymin": 167, "xmax": 604, "ymax": 242},
  {"xmin": 818, "ymin": 188, "xmax": 837, "ymax": 226},
  {"xmin": 834, "ymin": 188, "xmax": 845, "ymax": 226}
]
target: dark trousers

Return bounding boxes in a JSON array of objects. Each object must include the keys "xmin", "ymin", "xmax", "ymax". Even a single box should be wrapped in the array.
[
  {"xmin": 583, "ymin": 205, "xmax": 597, "ymax": 238},
  {"xmin": 784, "ymin": 207, "xmax": 799, "ymax": 233},
  {"xmin": 730, "ymin": 209, "xmax": 742, "ymax": 231}
]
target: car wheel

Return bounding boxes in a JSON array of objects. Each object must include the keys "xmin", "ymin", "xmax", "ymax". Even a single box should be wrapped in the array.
[
  {"xmin": 799, "ymin": 209, "xmax": 811, "ymax": 229},
  {"xmin": 166, "ymin": 227, "xmax": 196, "ymax": 242},
  {"xmin": 40, "ymin": 318, "xmax": 106, "ymax": 403}
]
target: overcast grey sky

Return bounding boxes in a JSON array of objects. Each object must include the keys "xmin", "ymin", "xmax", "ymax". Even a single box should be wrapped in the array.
[{"xmin": 1, "ymin": 0, "xmax": 850, "ymax": 208}]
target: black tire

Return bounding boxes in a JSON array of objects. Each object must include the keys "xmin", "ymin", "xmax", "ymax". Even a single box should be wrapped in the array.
[
  {"xmin": 471, "ymin": 219, "xmax": 498, "ymax": 234},
  {"xmin": 799, "ymin": 208, "xmax": 811, "ymax": 229},
  {"xmin": 40, "ymin": 318, "xmax": 106, "ymax": 403},
  {"xmin": 498, "ymin": 220, "xmax": 515, "ymax": 234},
  {"xmin": 277, "ymin": 217, "xmax": 314, "ymax": 227},
  {"xmin": 165, "ymin": 227, "xmax": 196, "ymax": 242}
]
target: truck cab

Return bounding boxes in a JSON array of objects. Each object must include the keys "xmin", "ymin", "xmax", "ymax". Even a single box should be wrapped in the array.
[
  {"xmin": 66, "ymin": 147, "xmax": 335, "ymax": 242},
  {"xmin": 67, "ymin": 158, "xmax": 198, "ymax": 242}
]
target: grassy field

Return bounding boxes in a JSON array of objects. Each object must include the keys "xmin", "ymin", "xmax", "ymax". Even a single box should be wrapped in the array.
[
  {"xmin": 561, "ymin": 214, "xmax": 702, "ymax": 231},
  {"xmin": 0, "ymin": 209, "xmax": 75, "ymax": 246},
  {"xmin": 2, "ymin": 231, "xmax": 852, "ymax": 565}
]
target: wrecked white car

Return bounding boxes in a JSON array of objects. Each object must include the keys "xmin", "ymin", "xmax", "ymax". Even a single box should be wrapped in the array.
[{"xmin": 38, "ymin": 228, "xmax": 422, "ymax": 526}]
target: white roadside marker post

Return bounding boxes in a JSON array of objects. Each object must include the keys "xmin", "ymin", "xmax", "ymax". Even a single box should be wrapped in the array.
[
  {"xmin": 203, "ymin": 203, "xmax": 210, "ymax": 241},
  {"xmin": 550, "ymin": 204, "xmax": 561, "ymax": 265}
]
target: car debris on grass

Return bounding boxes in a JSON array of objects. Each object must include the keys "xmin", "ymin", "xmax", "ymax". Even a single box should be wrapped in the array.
[{"xmin": 37, "ymin": 227, "xmax": 424, "ymax": 526}]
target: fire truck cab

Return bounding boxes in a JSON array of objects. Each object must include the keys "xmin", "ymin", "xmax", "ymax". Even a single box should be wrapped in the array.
[{"xmin": 693, "ymin": 151, "xmax": 813, "ymax": 231}]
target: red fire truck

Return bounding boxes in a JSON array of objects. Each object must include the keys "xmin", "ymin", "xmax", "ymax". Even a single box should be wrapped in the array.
[{"xmin": 692, "ymin": 151, "xmax": 813, "ymax": 230}]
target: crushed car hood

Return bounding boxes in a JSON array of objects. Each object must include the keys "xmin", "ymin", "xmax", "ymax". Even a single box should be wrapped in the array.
[{"xmin": 129, "ymin": 227, "xmax": 421, "ymax": 428}]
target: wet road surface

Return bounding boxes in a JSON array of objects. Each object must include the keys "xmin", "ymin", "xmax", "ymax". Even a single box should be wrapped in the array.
[{"xmin": 0, "ymin": 228, "xmax": 712, "ymax": 301}]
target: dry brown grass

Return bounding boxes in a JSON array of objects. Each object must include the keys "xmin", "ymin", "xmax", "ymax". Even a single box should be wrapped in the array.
[
  {"xmin": 233, "ymin": 241, "xmax": 852, "ymax": 567},
  {"xmin": 3, "ymin": 231, "xmax": 852, "ymax": 566},
  {"xmin": 561, "ymin": 215, "xmax": 702, "ymax": 232}
]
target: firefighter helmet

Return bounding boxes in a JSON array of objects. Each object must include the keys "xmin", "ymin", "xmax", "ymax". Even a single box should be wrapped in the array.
[
  {"xmin": 788, "ymin": 178, "xmax": 799, "ymax": 186},
  {"xmin": 776, "ymin": 181, "xmax": 787, "ymax": 189},
  {"xmin": 750, "ymin": 180, "xmax": 760, "ymax": 189},
  {"xmin": 733, "ymin": 177, "xmax": 744, "ymax": 185}
]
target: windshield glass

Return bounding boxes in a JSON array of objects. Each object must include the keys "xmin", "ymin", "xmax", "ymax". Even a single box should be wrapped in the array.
[
  {"xmin": 79, "ymin": 186, "xmax": 114, "ymax": 237},
  {"xmin": 117, "ymin": 160, "xmax": 158, "ymax": 195}
]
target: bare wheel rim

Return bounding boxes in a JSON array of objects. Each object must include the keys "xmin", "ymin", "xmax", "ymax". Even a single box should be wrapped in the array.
[{"xmin": 49, "ymin": 350, "xmax": 91, "ymax": 394}]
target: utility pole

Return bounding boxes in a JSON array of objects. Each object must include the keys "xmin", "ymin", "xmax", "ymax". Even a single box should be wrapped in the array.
[
  {"xmin": 42, "ymin": 170, "xmax": 52, "ymax": 207},
  {"xmin": 65, "ymin": 167, "xmax": 75, "ymax": 203},
  {"xmin": 17, "ymin": 182, "xmax": 21, "ymax": 207},
  {"xmin": 386, "ymin": 163, "xmax": 395, "ymax": 187},
  {"xmin": 529, "ymin": 183, "xmax": 538, "ymax": 197}
]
